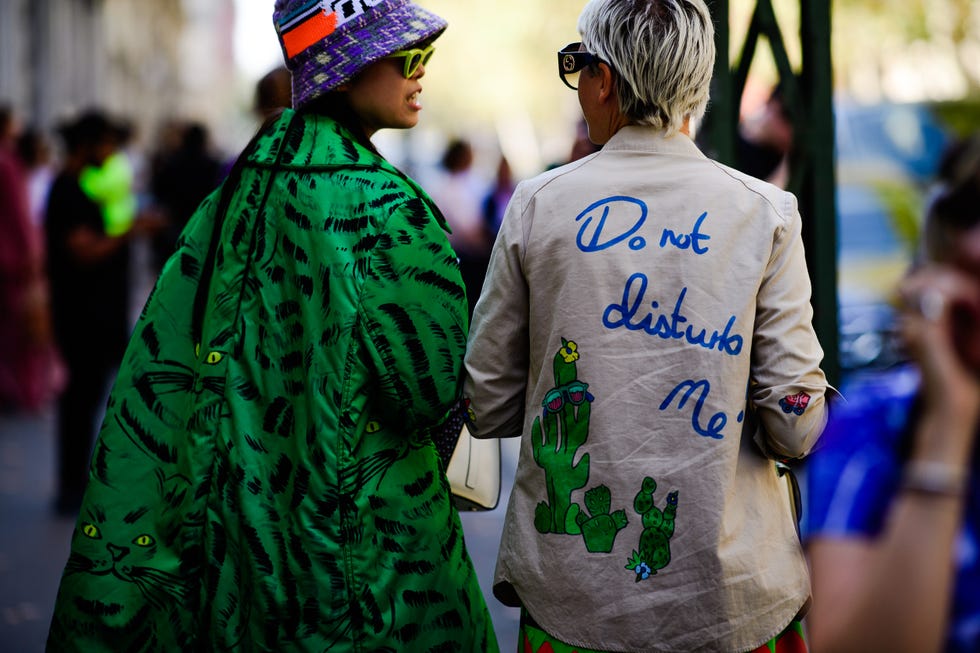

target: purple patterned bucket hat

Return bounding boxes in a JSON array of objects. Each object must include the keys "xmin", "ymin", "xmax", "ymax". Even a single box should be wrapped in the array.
[{"xmin": 273, "ymin": 0, "xmax": 448, "ymax": 108}]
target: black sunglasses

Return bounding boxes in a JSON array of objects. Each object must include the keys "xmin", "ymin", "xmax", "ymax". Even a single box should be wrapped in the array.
[{"xmin": 557, "ymin": 42, "xmax": 603, "ymax": 90}]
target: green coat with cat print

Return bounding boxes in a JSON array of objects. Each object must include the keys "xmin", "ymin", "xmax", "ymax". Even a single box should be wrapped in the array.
[{"xmin": 47, "ymin": 110, "xmax": 498, "ymax": 653}]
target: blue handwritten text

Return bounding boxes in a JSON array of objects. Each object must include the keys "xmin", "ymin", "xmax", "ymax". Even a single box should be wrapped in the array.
[
  {"xmin": 659, "ymin": 379, "xmax": 744, "ymax": 439},
  {"xmin": 660, "ymin": 211, "xmax": 710, "ymax": 255},
  {"xmin": 601, "ymin": 273, "xmax": 743, "ymax": 356},
  {"xmin": 575, "ymin": 196, "xmax": 648, "ymax": 252}
]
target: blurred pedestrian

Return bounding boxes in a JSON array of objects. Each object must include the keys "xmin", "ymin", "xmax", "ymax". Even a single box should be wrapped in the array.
[
  {"xmin": 804, "ymin": 133, "xmax": 980, "ymax": 653},
  {"xmin": 80, "ymin": 118, "xmax": 139, "ymax": 237},
  {"xmin": 546, "ymin": 118, "xmax": 602, "ymax": 171},
  {"xmin": 463, "ymin": 1, "xmax": 833, "ymax": 651},
  {"xmin": 16, "ymin": 126, "xmax": 55, "ymax": 226},
  {"xmin": 148, "ymin": 117, "xmax": 185, "ymax": 187},
  {"xmin": 482, "ymin": 154, "xmax": 515, "ymax": 237},
  {"xmin": 0, "ymin": 104, "xmax": 55, "ymax": 413},
  {"xmin": 430, "ymin": 137, "xmax": 491, "ymax": 318},
  {"xmin": 44, "ymin": 110, "xmax": 155, "ymax": 514},
  {"xmin": 47, "ymin": 2, "xmax": 498, "ymax": 651},
  {"xmin": 254, "ymin": 65, "xmax": 292, "ymax": 120},
  {"xmin": 569, "ymin": 117, "xmax": 602, "ymax": 161},
  {"xmin": 735, "ymin": 81, "xmax": 794, "ymax": 189},
  {"xmin": 150, "ymin": 121, "xmax": 222, "ymax": 268}
]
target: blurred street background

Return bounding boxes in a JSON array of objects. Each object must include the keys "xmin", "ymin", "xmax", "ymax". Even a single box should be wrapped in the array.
[{"xmin": 2, "ymin": 0, "xmax": 980, "ymax": 651}]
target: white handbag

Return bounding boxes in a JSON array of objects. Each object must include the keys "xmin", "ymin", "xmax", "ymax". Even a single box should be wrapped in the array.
[{"xmin": 446, "ymin": 424, "xmax": 501, "ymax": 511}]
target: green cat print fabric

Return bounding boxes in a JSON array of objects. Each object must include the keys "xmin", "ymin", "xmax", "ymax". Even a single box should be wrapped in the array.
[{"xmin": 47, "ymin": 109, "xmax": 498, "ymax": 653}]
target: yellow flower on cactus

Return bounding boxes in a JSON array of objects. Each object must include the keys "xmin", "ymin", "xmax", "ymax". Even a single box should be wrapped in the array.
[{"xmin": 560, "ymin": 340, "xmax": 580, "ymax": 363}]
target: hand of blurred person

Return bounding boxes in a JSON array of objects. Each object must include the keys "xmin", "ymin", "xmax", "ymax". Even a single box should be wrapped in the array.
[
  {"xmin": 898, "ymin": 265, "xmax": 980, "ymax": 446},
  {"xmin": 20, "ymin": 278, "xmax": 53, "ymax": 348},
  {"xmin": 131, "ymin": 206, "xmax": 170, "ymax": 239},
  {"xmin": 65, "ymin": 208, "xmax": 168, "ymax": 265}
]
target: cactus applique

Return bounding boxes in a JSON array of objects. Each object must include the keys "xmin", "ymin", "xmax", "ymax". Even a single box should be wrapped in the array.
[
  {"xmin": 576, "ymin": 484, "xmax": 628, "ymax": 552},
  {"xmin": 532, "ymin": 338, "xmax": 595, "ymax": 534},
  {"xmin": 625, "ymin": 476, "xmax": 678, "ymax": 581}
]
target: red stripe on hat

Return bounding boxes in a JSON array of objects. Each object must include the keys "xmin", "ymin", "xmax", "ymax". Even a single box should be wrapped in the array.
[{"xmin": 282, "ymin": 11, "xmax": 337, "ymax": 59}]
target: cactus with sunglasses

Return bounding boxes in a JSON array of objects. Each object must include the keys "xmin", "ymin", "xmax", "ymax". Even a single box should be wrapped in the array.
[{"xmin": 532, "ymin": 338, "xmax": 595, "ymax": 534}]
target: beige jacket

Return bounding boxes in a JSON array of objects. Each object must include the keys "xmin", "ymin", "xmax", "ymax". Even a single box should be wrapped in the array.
[{"xmin": 463, "ymin": 126, "xmax": 831, "ymax": 652}]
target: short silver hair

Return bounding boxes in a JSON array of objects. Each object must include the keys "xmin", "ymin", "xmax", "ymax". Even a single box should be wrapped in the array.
[{"xmin": 578, "ymin": 0, "xmax": 715, "ymax": 135}]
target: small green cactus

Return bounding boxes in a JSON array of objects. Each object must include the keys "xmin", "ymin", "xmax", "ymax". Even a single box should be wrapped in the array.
[
  {"xmin": 575, "ymin": 485, "xmax": 628, "ymax": 552},
  {"xmin": 626, "ymin": 477, "xmax": 679, "ymax": 581}
]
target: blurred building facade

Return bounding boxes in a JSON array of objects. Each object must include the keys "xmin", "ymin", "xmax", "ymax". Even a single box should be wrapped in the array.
[{"xmin": 0, "ymin": 0, "xmax": 237, "ymax": 147}]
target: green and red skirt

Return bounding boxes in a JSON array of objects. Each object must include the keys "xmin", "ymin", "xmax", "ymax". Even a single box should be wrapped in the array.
[{"xmin": 519, "ymin": 609, "xmax": 807, "ymax": 653}]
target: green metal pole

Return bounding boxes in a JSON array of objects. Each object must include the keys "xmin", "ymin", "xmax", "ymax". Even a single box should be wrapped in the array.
[
  {"xmin": 799, "ymin": 0, "xmax": 839, "ymax": 386},
  {"xmin": 706, "ymin": 0, "xmax": 735, "ymax": 165}
]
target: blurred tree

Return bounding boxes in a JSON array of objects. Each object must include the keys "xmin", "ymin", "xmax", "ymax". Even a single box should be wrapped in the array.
[
  {"xmin": 827, "ymin": 0, "xmax": 980, "ymax": 99},
  {"xmin": 725, "ymin": 0, "xmax": 980, "ymax": 99},
  {"xmin": 420, "ymin": 0, "xmax": 583, "ymax": 175},
  {"xmin": 411, "ymin": 0, "xmax": 978, "ymax": 177}
]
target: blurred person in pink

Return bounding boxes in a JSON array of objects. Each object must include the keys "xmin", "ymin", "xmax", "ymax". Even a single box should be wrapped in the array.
[{"xmin": 0, "ymin": 103, "xmax": 56, "ymax": 413}]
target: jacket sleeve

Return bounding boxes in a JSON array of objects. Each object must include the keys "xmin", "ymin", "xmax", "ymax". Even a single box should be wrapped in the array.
[
  {"xmin": 462, "ymin": 183, "xmax": 530, "ymax": 439},
  {"xmin": 359, "ymin": 195, "xmax": 469, "ymax": 432},
  {"xmin": 750, "ymin": 192, "xmax": 834, "ymax": 460}
]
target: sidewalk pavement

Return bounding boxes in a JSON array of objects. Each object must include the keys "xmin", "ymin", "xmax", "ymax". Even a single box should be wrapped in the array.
[
  {"xmin": 0, "ymin": 408, "xmax": 74, "ymax": 653},
  {"xmin": 0, "ymin": 404, "xmax": 520, "ymax": 653}
]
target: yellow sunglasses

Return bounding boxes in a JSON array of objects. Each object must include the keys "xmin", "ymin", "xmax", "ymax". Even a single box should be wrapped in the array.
[{"xmin": 387, "ymin": 44, "xmax": 435, "ymax": 78}]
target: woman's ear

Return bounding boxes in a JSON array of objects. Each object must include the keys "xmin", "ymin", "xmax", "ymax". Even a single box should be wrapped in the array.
[{"xmin": 597, "ymin": 62, "xmax": 615, "ymax": 104}]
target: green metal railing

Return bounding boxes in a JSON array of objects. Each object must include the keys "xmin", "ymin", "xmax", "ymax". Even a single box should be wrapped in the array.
[{"xmin": 704, "ymin": 0, "xmax": 839, "ymax": 385}]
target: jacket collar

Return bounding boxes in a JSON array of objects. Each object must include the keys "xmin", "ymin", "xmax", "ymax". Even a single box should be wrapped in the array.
[
  {"xmin": 600, "ymin": 125, "xmax": 707, "ymax": 160},
  {"xmin": 248, "ymin": 109, "xmax": 451, "ymax": 232},
  {"xmin": 250, "ymin": 109, "xmax": 391, "ymax": 171}
]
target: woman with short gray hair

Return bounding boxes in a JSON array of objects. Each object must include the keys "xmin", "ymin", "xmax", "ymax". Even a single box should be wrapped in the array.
[
  {"xmin": 464, "ymin": 0, "xmax": 833, "ymax": 651},
  {"xmin": 576, "ymin": 0, "xmax": 714, "ymax": 135}
]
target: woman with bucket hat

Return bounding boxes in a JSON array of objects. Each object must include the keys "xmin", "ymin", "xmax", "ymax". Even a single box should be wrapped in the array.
[{"xmin": 47, "ymin": 1, "xmax": 499, "ymax": 651}]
